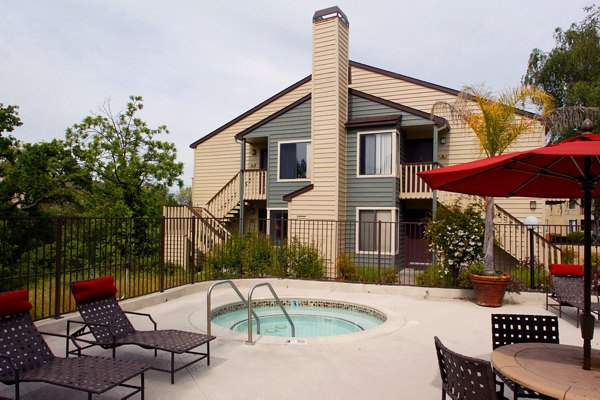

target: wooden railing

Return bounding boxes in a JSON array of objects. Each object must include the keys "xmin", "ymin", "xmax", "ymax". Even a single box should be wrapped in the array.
[
  {"xmin": 400, "ymin": 162, "xmax": 439, "ymax": 199},
  {"xmin": 436, "ymin": 193, "xmax": 561, "ymax": 267},
  {"xmin": 206, "ymin": 169, "xmax": 267, "ymax": 219}
]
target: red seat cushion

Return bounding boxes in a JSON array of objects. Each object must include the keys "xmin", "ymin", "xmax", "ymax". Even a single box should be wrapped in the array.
[
  {"xmin": 0, "ymin": 289, "xmax": 32, "ymax": 317},
  {"xmin": 549, "ymin": 264, "xmax": 584, "ymax": 277},
  {"xmin": 71, "ymin": 276, "xmax": 118, "ymax": 303}
]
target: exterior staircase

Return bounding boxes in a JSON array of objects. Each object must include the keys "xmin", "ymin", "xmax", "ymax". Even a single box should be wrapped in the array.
[
  {"xmin": 205, "ymin": 169, "xmax": 267, "ymax": 220},
  {"xmin": 437, "ymin": 191, "xmax": 562, "ymax": 267}
]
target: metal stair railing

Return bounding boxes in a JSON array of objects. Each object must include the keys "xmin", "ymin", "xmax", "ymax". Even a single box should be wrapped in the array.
[
  {"xmin": 206, "ymin": 280, "xmax": 261, "ymax": 337},
  {"xmin": 247, "ymin": 282, "xmax": 295, "ymax": 345}
]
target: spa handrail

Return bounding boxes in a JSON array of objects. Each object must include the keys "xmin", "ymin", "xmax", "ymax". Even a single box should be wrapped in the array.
[
  {"xmin": 247, "ymin": 282, "xmax": 295, "ymax": 344},
  {"xmin": 207, "ymin": 280, "xmax": 261, "ymax": 336}
]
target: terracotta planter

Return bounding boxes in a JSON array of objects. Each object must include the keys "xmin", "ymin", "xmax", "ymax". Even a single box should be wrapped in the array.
[{"xmin": 469, "ymin": 274, "xmax": 511, "ymax": 307}]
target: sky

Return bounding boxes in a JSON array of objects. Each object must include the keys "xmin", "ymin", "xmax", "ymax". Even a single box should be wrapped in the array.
[{"xmin": 1, "ymin": 0, "xmax": 593, "ymax": 187}]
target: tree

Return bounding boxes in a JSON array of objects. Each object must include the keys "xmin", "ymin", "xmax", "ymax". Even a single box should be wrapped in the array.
[
  {"xmin": 432, "ymin": 85, "xmax": 555, "ymax": 274},
  {"xmin": 0, "ymin": 140, "xmax": 90, "ymax": 215},
  {"xmin": 66, "ymin": 96, "xmax": 184, "ymax": 218},
  {"xmin": 0, "ymin": 103, "xmax": 22, "ymax": 164},
  {"xmin": 175, "ymin": 186, "xmax": 192, "ymax": 206},
  {"xmin": 524, "ymin": 5, "xmax": 600, "ymax": 141}
]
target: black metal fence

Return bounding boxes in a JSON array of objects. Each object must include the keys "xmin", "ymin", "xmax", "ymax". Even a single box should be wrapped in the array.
[{"xmin": 1, "ymin": 213, "xmax": 595, "ymax": 321}]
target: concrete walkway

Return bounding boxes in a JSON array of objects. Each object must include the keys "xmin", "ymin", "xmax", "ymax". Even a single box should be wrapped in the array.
[{"xmin": 4, "ymin": 279, "xmax": 598, "ymax": 400}]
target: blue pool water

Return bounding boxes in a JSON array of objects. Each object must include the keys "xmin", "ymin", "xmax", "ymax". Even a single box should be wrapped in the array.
[{"xmin": 211, "ymin": 299, "xmax": 386, "ymax": 337}]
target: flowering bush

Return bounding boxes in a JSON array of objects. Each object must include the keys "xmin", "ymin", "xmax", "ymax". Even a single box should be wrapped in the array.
[{"xmin": 425, "ymin": 202, "xmax": 484, "ymax": 284}]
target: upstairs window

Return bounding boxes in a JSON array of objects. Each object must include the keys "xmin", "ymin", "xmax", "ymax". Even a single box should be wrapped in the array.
[
  {"xmin": 358, "ymin": 131, "xmax": 394, "ymax": 176},
  {"xmin": 279, "ymin": 141, "xmax": 310, "ymax": 180}
]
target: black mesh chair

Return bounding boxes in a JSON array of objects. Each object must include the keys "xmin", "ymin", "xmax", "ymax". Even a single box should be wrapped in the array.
[
  {"xmin": 547, "ymin": 276, "xmax": 600, "ymax": 327},
  {"xmin": 491, "ymin": 314, "xmax": 559, "ymax": 400},
  {"xmin": 0, "ymin": 289, "xmax": 150, "ymax": 400},
  {"xmin": 434, "ymin": 336, "xmax": 507, "ymax": 400},
  {"xmin": 68, "ymin": 276, "xmax": 216, "ymax": 384}
]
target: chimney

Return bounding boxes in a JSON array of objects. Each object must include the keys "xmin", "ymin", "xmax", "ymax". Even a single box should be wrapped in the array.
[{"xmin": 292, "ymin": 6, "xmax": 349, "ymax": 221}]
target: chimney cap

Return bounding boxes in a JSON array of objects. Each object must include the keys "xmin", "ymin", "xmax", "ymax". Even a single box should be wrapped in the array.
[{"xmin": 313, "ymin": 6, "xmax": 349, "ymax": 25}]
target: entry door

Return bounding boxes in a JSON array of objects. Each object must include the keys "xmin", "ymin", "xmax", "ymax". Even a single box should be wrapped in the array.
[{"xmin": 259, "ymin": 149, "xmax": 268, "ymax": 170}]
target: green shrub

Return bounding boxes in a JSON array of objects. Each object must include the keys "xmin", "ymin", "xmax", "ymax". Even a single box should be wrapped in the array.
[
  {"xmin": 567, "ymin": 231, "xmax": 584, "ymax": 244},
  {"xmin": 204, "ymin": 236, "xmax": 244, "ymax": 279},
  {"xmin": 280, "ymin": 239, "xmax": 324, "ymax": 279},
  {"xmin": 415, "ymin": 264, "xmax": 454, "ymax": 287},
  {"xmin": 425, "ymin": 202, "xmax": 484, "ymax": 284},
  {"xmin": 241, "ymin": 233, "xmax": 277, "ymax": 277},
  {"xmin": 336, "ymin": 252, "xmax": 359, "ymax": 281},
  {"xmin": 458, "ymin": 262, "xmax": 485, "ymax": 289}
]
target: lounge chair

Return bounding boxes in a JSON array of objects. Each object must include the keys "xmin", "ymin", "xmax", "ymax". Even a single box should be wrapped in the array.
[
  {"xmin": 545, "ymin": 264, "xmax": 600, "ymax": 327},
  {"xmin": 434, "ymin": 336, "xmax": 507, "ymax": 400},
  {"xmin": 491, "ymin": 314, "xmax": 559, "ymax": 400},
  {"xmin": 68, "ymin": 276, "xmax": 216, "ymax": 384},
  {"xmin": 0, "ymin": 289, "xmax": 150, "ymax": 400}
]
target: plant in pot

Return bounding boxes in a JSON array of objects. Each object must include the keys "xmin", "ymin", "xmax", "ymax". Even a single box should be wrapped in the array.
[
  {"xmin": 460, "ymin": 262, "xmax": 524, "ymax": 307},
  {"xmin": 426, "ymin": 202, "xmax": 522, "ymax": 307}
]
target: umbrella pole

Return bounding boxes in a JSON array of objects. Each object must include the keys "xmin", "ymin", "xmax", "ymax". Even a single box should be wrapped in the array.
[{"xmin": 581, "ymin": 160, "xmax": 595, "ymax": 370}]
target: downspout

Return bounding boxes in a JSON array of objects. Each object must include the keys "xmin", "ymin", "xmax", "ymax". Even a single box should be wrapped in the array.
[
  {"xmin": 239, "ymin": 139, "xmax": 246, "ymax": 234},
  {"xmin": 432, "ymin": 125, "xmax": 439, "ymax": 218}
]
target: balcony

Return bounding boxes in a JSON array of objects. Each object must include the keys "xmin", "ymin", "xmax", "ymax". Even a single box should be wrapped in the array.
[{"xmin": 400, "ymin": 162, "xmax": 439, "ymax": 199}]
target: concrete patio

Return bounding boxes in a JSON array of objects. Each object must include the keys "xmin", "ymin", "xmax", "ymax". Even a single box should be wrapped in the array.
[{"xmin": 4, "ymin": 279, "xmax": 597, "ymax": 400}]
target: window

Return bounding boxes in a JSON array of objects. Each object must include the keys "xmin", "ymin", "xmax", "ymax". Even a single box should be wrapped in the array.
[
  {"xmin": 279, "ymin": 141, "xmax": 310, "ymax": 180},
  {"xmin": 569, "ymin": 219, "xmax": 578, "ymax": 233},
  {"xmin": 569, "ymin": 199, "xmax": 577, "ymax": 210},
  {"xmin": 269, "ymin": 209, "xmax": 288, "ymax": 244},
  {"xmin": 356, "ymin": 208, "xmax": 396, "ymax": 254},
  {"xmin": 358, "ymin": 131, "xmax": 394, "ymax": 176}
]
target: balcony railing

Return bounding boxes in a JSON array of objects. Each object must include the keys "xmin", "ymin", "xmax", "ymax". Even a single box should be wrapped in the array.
[{"xmin": 400, "ymin": 162, "xmax": 439, "ymax": 199}]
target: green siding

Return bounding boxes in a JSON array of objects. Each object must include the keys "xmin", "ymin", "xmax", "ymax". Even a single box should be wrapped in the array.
[
  {"xmin": 245, "ymin": 99, "xmax": 312, "ymax": 209},
  {"xmin": 349, "ymin": 95, "xmax": 434, "ymax": 127}
]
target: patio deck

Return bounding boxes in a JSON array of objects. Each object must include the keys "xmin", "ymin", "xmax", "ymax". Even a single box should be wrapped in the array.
[{"xmin": 4, "ymin": 279, "xmax": 597, "ymax": 400}]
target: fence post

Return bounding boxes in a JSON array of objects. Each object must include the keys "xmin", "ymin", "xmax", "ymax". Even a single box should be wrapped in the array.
[
  {"xmin": 377, "ymin": 221, "xmax": 382, "ymax": 285},
  {"xmin": 190, "ymin": 216, "xmax": 196, "ymax": 284},
  {"xmin": 54, "ymin": 215, "xmax": 63, "ymax": 319},
  {"xmin": 160, "ymin": 216, "xmax": 165, "ymax": 293}
]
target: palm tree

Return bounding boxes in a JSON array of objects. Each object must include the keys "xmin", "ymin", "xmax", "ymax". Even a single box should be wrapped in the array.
[{"xmin": 431, "ymin": 84, "xmax": 555, "ymax": 274}]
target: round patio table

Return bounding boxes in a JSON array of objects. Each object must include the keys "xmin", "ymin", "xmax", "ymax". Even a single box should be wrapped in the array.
[{"xmin": 491, "ymin": 342, "xmax": 600, "ymax": 400}]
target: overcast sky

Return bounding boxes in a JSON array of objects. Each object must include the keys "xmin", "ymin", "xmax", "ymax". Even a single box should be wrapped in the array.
[{"xmin": 1, "ymin": 0, "xmax": 593, "ymax": 186}]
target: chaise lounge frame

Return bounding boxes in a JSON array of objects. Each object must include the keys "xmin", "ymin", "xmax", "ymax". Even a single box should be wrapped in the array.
[
  {"xmin": 68, "ymin": 277, "xmax": 216, "ymax": 384},
  {"xmin": 0, "ymin": 290, "xmax": 150, "ymax": 400}
]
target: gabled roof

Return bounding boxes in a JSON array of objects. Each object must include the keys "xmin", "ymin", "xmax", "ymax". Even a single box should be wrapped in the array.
[
  {"xmin": 235, "ymin": 94, "xmax": 311, "ymax": 140},
  {"xmin": 350, "ymin": 61, "xmax": 460, "ymax": 97},
  {"xmin": 190, "ymin": 62, "xmax": 461, "ymax": 148},
  {"xmin": 189, "ymin": 75, "xmax": 311, "ymax": 148},
  {"xmin": 349, "ymin": 89, "xmax": 449, "ymax": 127}
]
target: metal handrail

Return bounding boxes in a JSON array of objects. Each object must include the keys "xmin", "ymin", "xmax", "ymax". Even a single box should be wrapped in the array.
[
  {"xmin": 207, "ymin": 280, "xmax": 261, "ymax": 336},
  {"xmin": 247, "ymin": 282, "xmax": 295, "ymax": 345}
]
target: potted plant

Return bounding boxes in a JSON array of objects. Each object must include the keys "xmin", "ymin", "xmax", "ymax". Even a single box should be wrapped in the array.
[{"xmin": 461, "ymin": 262, "xmax": 523, "ymax": 307}]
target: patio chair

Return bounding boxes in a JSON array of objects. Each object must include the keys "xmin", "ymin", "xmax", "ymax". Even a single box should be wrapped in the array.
[
  {"xmin": 491, "ymin": 314, "xmax": 559, "ymax": 400},
  {"xmin": 434, "ymin": 336, "xmax": 507, "ymax": 400},
  {"xmin": 545, "ymin": 264, "xmax": 600, "ymax": 327},
  {"xmin": 0, "ymin": 289, "xmax": 150, "ymax": 400},
  {"xmin": 68, "ymin": 276, "xmax": 216, "ymax": 384}
]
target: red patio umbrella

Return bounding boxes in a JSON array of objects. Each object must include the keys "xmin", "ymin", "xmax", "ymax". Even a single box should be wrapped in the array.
[{"xmin": 418, "ymin": 121, "xmax": 599, "ymax": 370}]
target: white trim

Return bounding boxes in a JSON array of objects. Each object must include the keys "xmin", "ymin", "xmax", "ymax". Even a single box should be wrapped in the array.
[
  {"xmin": 267, "ymin": 208, "xmax": 288, "ymax": 236},
  {"xmin": 354, "ymin": 207, "xmax": 398, "ymax": 255},
  {"xmin": 356, "ymin": 129, "xmax": 398, "ymax": 178},
  {"xmin": 277, "ymin": 139, "xmax": 311, "ymax": 182}
]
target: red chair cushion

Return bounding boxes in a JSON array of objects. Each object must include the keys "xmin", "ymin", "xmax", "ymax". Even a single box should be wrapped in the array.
[
  {"xmin": 71, "ymin": 276, "xmax": 118, "ymax": 303},
  {"xmin": 549, "ymin": 264, "xmax": 584, "ymax": 277},
  {"xmin": 0, "ymin": 289, "xmax": 32, "ymax": 317}
]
